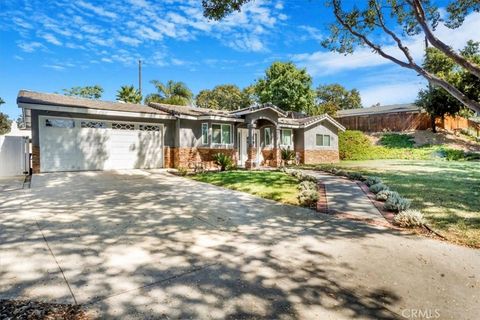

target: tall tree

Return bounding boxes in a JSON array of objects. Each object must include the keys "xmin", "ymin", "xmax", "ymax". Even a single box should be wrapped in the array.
[
  {"xmin": 254, "ymin": 61, "xmax": 315, "ymax": 112},
  {"xmin": 196, "ymin": 84, "xmax": 252, "ymax": 110},
  {"xmin": 0, "ymin": 97, "xmax": 11, "ymax": 135},
  {"xmin": 201, "ymin": 0, "xmax": 480, "ymax": 114},
  {"xmin": 416, "ymin": 41, "xmax": 480, "ymax": 131},
  {"xmin": 117, "ymin": 85, "xmax": 142, "ymax": 104},
  {"xmin": 62, "ymin": 85, "xmax": 103, "ymax": 99},
  {"xmin": 144, "ymin": 80, "xmax": 193, "ymax": 106},
  {"xmin": 315, "ymin": 83, "xmax": 362, "ymax": 115}
]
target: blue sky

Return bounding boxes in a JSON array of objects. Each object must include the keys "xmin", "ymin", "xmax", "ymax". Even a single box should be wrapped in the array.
[{"xmin": 1, "ymin": 0, "xmax": 479, "ymax": 119}]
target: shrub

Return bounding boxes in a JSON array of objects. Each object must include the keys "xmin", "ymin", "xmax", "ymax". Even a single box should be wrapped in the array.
[
  {"xmin": 339, "ymin": 130, "xmax": 373, "ymax": 160},
  {"xmin": 298, "ymin": 180, "xmax": 317, "ymax": 191},
  {"xmin": 376, "ymin": 190, "xmax": 392, "ymax": 201},
  {"xmin": 177, "ymin": 167, "xmax": 188, "ymax": 176},
  {"xmin": 299, "ymin": 173, "xmax": 317, "ymax": 183},
  {"xmin": 369, "ymin": 183, "xmax": 389, "ymax": 194},
  {"xmin": 347, "ymin": 172, "xmax": 365, "ymax": 181},
  {"xmin": 213, "ymin": 153, "xmax": 233, "ymax": 171},
  {"xmin": 379, "ymin": 133, "xmax": 415, "ymax": 148},
  {"xmin": 364, "ymin": 176, "xmax": 382, "ymax": 186},
  {"xmin": 394, "ymin": 210, "xmax": 425, "ymax": 228},
  {"xmin": 297, "ymin": 189, "xmax": 319, "ymax": 207},
  {"xmin": 335, "ymin": 169, "xmax": 347, "ymax": 176},
  {"xmin": 281, "ymin": 147, "xmax": 295, "ymax": 162},
  {"xmin": 443, "ymin": 148, "xmax": 465, "ymax": 161},
  {"xmin": 384, "ymin": 192, "xmax": 411, "ymax": 212}
]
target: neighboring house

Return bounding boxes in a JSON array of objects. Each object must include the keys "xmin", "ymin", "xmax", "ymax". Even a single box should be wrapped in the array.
[{"xmin": 17, "ymin": 90, "xmax": 345, "ymax": 173}]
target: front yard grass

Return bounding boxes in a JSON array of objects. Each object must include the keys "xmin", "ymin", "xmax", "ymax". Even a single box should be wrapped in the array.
[
  {"xmin": 316, "ymin": 160, "xmax": 480, "ymax": 247},
  {"xmin": 190, "ymin": 170, "xmax": 299, "ymax": 205}
]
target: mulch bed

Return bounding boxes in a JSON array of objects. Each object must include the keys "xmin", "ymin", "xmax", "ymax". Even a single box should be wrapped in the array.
[{"xmin": 0, "ymin": 300, "xmax": 90, "ymax": 320}]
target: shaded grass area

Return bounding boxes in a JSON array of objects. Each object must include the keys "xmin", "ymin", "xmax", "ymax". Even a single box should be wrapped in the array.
[
  {"xmin": 190, "ymin": 170, "xmax": 299, "ymax": 205},
  {"xmin": 310, "ymin": 160, "xmax": 480, "ymax": 247}
]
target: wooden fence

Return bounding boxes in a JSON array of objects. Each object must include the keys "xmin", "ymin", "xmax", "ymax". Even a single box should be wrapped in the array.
[{"xmin": 335, "ymin": 111, "xmax": 479, "ymax": 134}]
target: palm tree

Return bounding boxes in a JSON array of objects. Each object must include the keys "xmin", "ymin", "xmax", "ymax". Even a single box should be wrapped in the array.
[
  {"xmin": 144, "ymin": 80, "xmax": 193, "ymax": 106},
  {"xmin": 116, "ymin": 85, "xmax": 142, "ymax": 104}
]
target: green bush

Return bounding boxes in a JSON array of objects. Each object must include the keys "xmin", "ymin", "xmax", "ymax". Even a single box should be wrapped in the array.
[
  {"xmin": 281, "ymin": 147, "xmax": 295, "ymax": 162},
  {"xmin": 394, "ymin": 209, "xmax": 425, "ymax": 228},
  {"xmin": 339, "ymin": 130, "xmax": 373, "ymax": 160},
  {"xmin": 364, "ymin": 176, "xmax": 382, "ymax": 186},
  {"xmin": 443, "ymin": 148, "xmax": 465, "ymax": 161},
  {"xmin": 347, "ymin": 172, "xmax": 365, "ymax": 181},
  {"xmin": 384, "ymin": 192, "xmax": 411, "ymax": 212},
  {"xmin": 379, "ymin": 133, "xmax": 415, "ymax": 148},
  {"xmin": 297, "ymin": 189, "xmax": 319, "ymax": 207},
  {"xmin": 339, "ymin": 130, "xmax": 439, "ymax": 160},
  {"xmin": 298, "ymin": 180, "xmax": 317, "ymax": 191},
  {"xmin": 376, "ymin": 190, "xmax": 392, "ymax": 201},
  {"xmin": 299, "ymin": 173, "xmax": 317, "ymax": 183},
  {"xmin": 177, "ymin": 167, "xmax": 188, "ymax": 176},
  {"xmin": 369, "ymin": 183, "xmax": 389, "ymax": 194},
  {"xmin": 213, "ymin": 153, "xmax": 234, "ymax": 171}
]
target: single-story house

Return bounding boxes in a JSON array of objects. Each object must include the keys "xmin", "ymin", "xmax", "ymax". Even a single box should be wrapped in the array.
[{"xmin": 17, "ymin": 90, "xmax": 345, "ymax": 173}]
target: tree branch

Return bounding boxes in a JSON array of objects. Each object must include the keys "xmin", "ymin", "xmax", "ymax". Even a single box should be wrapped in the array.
[
  {"xmin": 408, "ymin": 0, "xmax": 480, "ymax": 79},
  {"xmin": 332, "ymin": 0, "xmax": 412, "ymax": 69},
  {"xmin": 372, "ymin": 0, "xmax": 415, "ymax": 65}
]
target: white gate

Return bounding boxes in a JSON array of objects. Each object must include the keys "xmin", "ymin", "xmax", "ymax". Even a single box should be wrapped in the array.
[{"xmin": 0, "ymin": 136, "xmax": 30, "ymax": 176}]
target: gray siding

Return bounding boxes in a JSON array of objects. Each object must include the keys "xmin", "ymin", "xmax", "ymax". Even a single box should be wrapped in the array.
[
  {"xmin": 303, "ymin": 121, "xmax": 339, "ymax": 150},
  {"xmin": 31, "ymin": 110, "xmax": 175, "ymax": 147}
]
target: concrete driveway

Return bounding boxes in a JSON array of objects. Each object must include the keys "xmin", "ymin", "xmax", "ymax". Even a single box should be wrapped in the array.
[{"xmin": 1, "ymin": 170, "xmax": 479, "ymax": 319}]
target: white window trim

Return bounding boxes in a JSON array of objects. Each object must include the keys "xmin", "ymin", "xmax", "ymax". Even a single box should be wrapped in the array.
[
  {"xmin": 201, "ymin": 123, "xmax": 209, "ymax": 145},
  {"xmin": 211, "ymin": 123, "xmax": 233, "ymax": 146},
  {"xmin": 316, "ymin": 134, "xmax": 331, "ymax": 147},
  {"xmin": 264, "ymin": 127, "xmax": 273, "ymax": 147},
  {"xmin": 280, "ymin": 128, "xmax": 293, "ymax": 147}
]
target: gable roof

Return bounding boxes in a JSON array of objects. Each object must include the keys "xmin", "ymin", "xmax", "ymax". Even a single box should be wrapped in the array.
[
  {"xmin": 279, "ymin": 114, "xmax": 346, "ymax": 131},
  {"xmin": 336, "ymin": 103, "xmax": 422, "ymax": 117},
  {"xmin": 17, "ymin": 90, "xmax": 170, "ymax": 115},
  {"xmin": 230, "ymin": 103, "xmax": 287, "ymax": 117},
  {"xmin": 149, "ymin": 102, "xmax": 236, "ymax": 118}
]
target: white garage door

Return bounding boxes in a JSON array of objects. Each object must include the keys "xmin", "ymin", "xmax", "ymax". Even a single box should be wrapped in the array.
[{"xmin": 39, "ymin": 116, "xmax": 164, "ymax": 172}]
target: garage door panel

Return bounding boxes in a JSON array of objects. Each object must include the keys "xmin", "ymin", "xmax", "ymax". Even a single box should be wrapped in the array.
[{"xmin": 39, "ymin": 117, "xmax": 163, "ymax": 172}]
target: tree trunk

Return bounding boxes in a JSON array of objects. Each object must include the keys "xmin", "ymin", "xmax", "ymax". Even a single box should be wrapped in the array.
[{"xmin": 430, "ymin": 114, "xmax": 436, "ymax": 133}]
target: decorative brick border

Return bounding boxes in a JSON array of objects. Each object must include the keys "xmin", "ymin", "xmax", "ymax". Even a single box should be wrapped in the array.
[
  {"xmin": 355, "ymin": 181, "xmax": 396, "ymax": 224},
  {"xmin": 316, "ymin": 183, "xmax": 328, "ymax": 213}
]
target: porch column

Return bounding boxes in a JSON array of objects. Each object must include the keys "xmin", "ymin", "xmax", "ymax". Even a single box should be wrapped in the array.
[
  {"xmin": 272, "ymin": 127, "xmax": 282, "ymax": 167},
  {"xmin": 245, "ymin": 122, "xmax": 256, "ymax": 169}
]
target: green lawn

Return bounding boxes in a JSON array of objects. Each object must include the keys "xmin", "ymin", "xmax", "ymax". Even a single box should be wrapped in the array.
[
  {"xmin": 322, "ymin": 160, "xmax": 480, "ymax": 247},
  {"xmin": 190, "ymin": 170, "xmax": 299, "ymax": 205}
]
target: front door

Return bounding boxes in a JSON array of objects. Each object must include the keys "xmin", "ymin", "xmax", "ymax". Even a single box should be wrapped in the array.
[
  {"xmin": 238, "ymin": 128, "xmax": 248, "ymax": 166},
  {"xmin": 238, "ymin": 128, "xmax": 260, "ymax": 166}
]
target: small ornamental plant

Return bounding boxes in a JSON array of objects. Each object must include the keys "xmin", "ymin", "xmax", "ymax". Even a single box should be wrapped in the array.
[{"xmin": 394, "ymin": 210, "xmax": 425, "ymax": 228}]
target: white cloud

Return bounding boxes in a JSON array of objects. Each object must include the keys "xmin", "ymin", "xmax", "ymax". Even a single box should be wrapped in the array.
[
  {"xmin": 77, "ymin": 1, "xmax": 118, "ymax": 19},
  {"xmin": 118, "ymin": 36, "xmax": 141, "ymax": 46},
  {"xmin": 298, "ymin": 25, "xmax": 323, "ymax": 43},
  {"xmin": 41, "ymin": 33, "xmax": 62, "ymax": 46},
  {"xmin": 43, "ymin": 64, "xmax": 66, "ymax": 71},
  {"xmin": 17, "ymin": 41, "xmax": 44, "ymax": 53}
]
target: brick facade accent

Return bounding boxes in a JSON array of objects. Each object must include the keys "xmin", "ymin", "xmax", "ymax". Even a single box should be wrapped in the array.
[
  {"xmin": 299, "ymin": 149, "xmax": 339, "ymax": 164},
  {"xmin": 171, "ymin": 147, "xmax": 236, "ymax": 169},
  {"xmin": 245, "ymin": 147, "xmax": 257, "ymax": 169},
  {"xmin": 163, "ymin": 146, "xmax": 175, "ymax": 168},
  {"xmin": 32, "ymin": 145, "xmax": 40, "ymax": 174},
  {"xmin": 260, "ymin": 148, "xmax": 281, "ymax": 167}
]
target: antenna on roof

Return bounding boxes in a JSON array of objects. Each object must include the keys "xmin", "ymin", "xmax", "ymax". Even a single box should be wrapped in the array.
[{"xmin": 138, "ymin": 60, "xmax": 142, "ymax": 95}]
